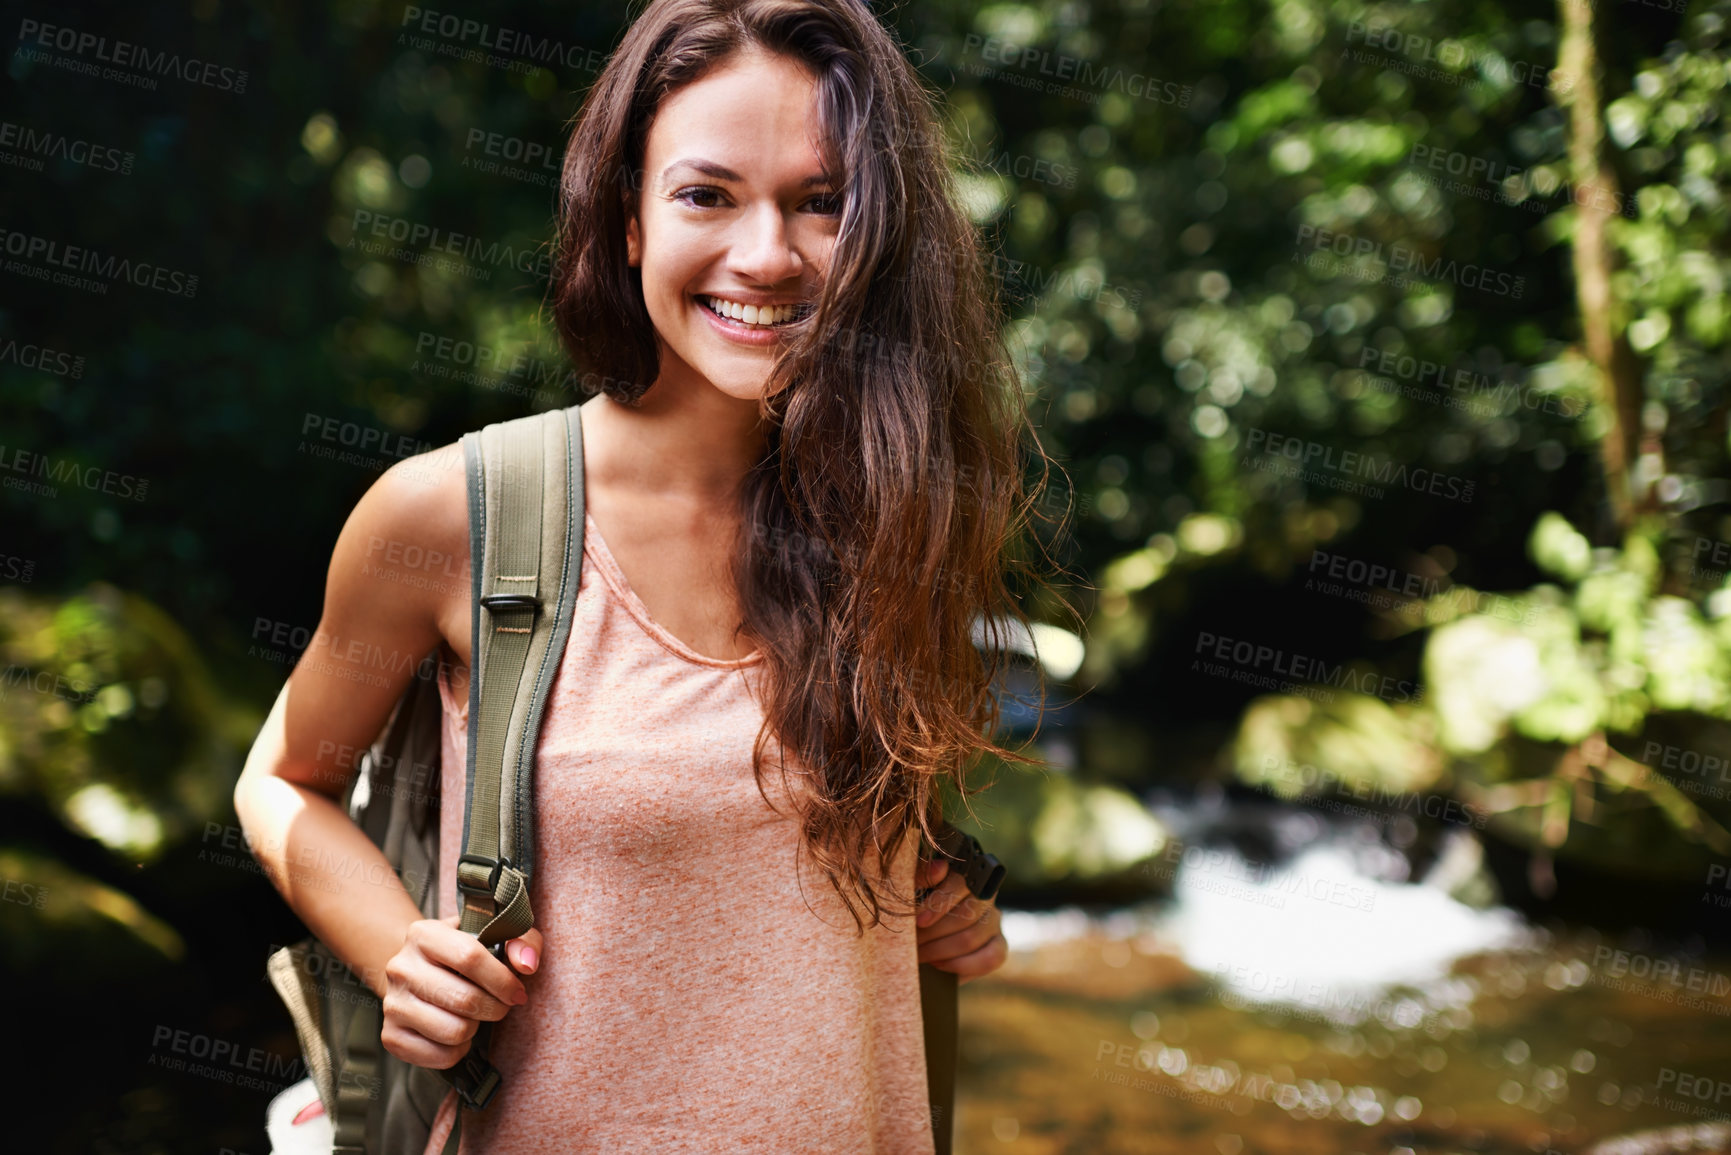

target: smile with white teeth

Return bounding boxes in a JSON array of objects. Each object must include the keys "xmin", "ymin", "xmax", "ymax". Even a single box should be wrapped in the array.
[{"xmin": 699, "ymin": 295, "xmax": 809, "ymax": 327}]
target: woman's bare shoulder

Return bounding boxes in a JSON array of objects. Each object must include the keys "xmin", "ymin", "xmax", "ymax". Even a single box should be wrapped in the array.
[
  {"xmin": 353, "ymin": 441, "xmax": 470, "ymax": 563},
  {"xmin": 323, "ymin": 440, "xmax": 472, "ymax": 664},
  {"xmin": 262, "ymin": 442, "xmax": 470, "ymax": 803}
]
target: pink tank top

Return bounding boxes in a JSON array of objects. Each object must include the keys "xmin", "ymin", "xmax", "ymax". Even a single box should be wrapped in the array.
[{"xmin": 421, "ymin": 511, "xmax": 935, "ymax": 1154}]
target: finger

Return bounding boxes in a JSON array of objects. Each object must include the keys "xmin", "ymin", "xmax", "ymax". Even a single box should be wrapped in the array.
[
  {"xmin": 416, "ymin": 923, "xmax": 527, "ymax": 1007},
  {"xmin": 916, "ymin": 872, "xmax": 970, "ymax": 928},
  {"xmin": 506, "ymin": 927, "xmax": 544, "ymax": 975},
  {"xmin": 381, "ymin": 1020, "xmax": 472, "ymax": 1070},
  {"xmin": 922, "ymin": 924, "xmax": 1006, "ymax": 972},
  {"xmin": 918, "ymin": 912, "xmax": 997, "ymax": 964},
  {"xmin": 954, "ymin": 933, "xmax": 1009, "ymax": 986},
  {"xmin": 408, "ymin": 962, "xmax": 515, "ymax": 1023},
  {"xmin": 919, "ymin": 898, "xmax": 998, "ymax": 952},
  {"xmin": 919, "ymin": 855, "xmax": 950, "ymax": 889},
  {"xmin": 382, "ymin": 986, "xmax": 481, "ymax": 1049},
  {"xmin": 923, "ymin": 890, "xmax": 996, "ymax": 938}
]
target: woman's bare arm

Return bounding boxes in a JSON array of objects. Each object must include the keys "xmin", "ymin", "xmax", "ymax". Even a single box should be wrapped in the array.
[
  {"xmin": 234, "ymin": 445, "xmax": 475, "ymax": 993},
  {"xmin": 233, "ymin": 446, "xmax": 533, "ymax": 1025},
  {"xmin": 235, "ymin": 445, "xmax": 540, "ymax": 1068}
]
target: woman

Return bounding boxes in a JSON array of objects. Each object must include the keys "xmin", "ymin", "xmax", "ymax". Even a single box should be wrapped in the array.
[{"xmin": 236, "ymin": 0, "xmax": 1059, "ymax": 1150}]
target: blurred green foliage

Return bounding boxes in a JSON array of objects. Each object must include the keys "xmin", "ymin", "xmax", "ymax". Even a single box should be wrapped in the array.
[
  {"xmin": 1217, "ymin": 2, "xmax": 1731, "ymax": 877},
  {"xmin": 0, "ymin": 583, "xmax": 254, "ymax": 862},
  {"xmin": 948, "ymin": 752, "xmax": 1170, "ymax": 895},
  {"xmin": 1235, "ymin": 509, "xmax": 1731, "ymax": 877}
]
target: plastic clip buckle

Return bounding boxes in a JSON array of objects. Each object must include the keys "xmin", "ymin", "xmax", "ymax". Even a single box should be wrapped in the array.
[
  {"xmin": 479, "ymin": 593, "xmax": 540, "ymax": 615},
  {"xmin": 456, "ymin": 853, "xmax": 510, "ymax": 898},
  {"xmin": 934, "ymin": 826, "xmax": 1006, "ymax": 903},
  {"xmin": 445, "ymin": 1048, "xmax": 502, "ymax": 1111}
]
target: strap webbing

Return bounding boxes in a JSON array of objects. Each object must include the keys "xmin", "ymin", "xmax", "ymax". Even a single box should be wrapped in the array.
[
  {"xmin": 438, "ymin": 404, "xmax": 586, "ymax": 1136},
  {"xmin": 440, "ymin": 1098, "xmax": 465, "ymax": 1155},
  {"xmin": 333, "ymin": 1004, "xmax": 377, "ymax": 1153},
  {"xmin": 919, "ymin": 962, "xmax": 958, "ymax": 1155},
  {"xmin": 456, "ymin": 416, "xmax": 544, "ymax": 943}
]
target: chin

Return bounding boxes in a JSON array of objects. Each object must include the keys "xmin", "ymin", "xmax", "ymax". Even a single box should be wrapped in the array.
[
  {"xmin": 677, "ymin": 346, "xmax": 779, "ymax": 402},
  {"xmin": 705, "ymin": 372, "xmax": 774, "ymax": 403}
]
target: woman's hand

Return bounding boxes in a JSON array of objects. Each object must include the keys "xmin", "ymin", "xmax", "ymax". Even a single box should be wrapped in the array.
[
  {"xmin": 380, "ymin": 914, "xmax": 543, "ymax": 1069},
  {"xmin": 914, "ymin": 854, "xmax": 1007, "ymax": 986}
]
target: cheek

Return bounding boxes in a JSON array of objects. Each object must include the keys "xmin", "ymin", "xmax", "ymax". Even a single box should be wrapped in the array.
[
  {"xmin": 641, "ymin": 232, "xmax": 706, "ymax": 306},
  {"xmin": 804, "ymin": 209, "xmax": 839, "ymax": 248},
  {"xmin": 800, "ymin": 231, "xmax": 837, "ymax": 279}
]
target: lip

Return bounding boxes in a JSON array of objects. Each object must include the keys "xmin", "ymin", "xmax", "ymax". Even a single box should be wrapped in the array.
[{"xmin": 693, "ymin": 294, "xmax": 801, "ymax": 347}]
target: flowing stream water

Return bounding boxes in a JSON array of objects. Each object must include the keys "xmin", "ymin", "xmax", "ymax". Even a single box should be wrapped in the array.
[{"xmin": 954, "ymin": 793, "xmax": 1731, "ymax": 1155}]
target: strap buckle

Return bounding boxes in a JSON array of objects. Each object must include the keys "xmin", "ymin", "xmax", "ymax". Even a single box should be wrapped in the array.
[
  {"xmin": 443, "ymin": 1044, "xmax": 502, "ymax": 1111},
  {"xmin": 932, "ymin": 825, "xmax": 1006, "ymax": 904},
  {"xmin": 479, "ymin": 593, "xmax": 540, "ymax": 614},
  {"xmin": 456, "ymin": 853, "xmax": 511, "ymax": 898}
]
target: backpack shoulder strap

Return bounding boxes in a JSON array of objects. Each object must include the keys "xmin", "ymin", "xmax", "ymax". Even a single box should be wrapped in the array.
[
  {"xmin": 919, "ymin": 822, "xmax": 1005, "ymax": 1155},
  {"xmin": 455, "ymin": 402, "xmax": 586, "ymax": 938},
  {"xmin": 439, "ymin": 401, "xmax": 586, "ymax": 1115}
]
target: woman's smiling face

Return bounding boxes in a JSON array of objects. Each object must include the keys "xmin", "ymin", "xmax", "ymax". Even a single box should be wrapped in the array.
[{"xmin": 627, "ymin": 45, "xmax": 840, "ymax": 402}]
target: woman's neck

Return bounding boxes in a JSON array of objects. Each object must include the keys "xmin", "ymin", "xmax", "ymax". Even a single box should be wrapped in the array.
[{"xmin": 582, "ymin": 372, "xmax": 768, "ymax": 508}]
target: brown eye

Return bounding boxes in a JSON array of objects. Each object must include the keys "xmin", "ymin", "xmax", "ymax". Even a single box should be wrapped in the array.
[
  {"xmin": 674, "ymin": 186, "xmax": 725, "ymax": 208},
  {"xmin": 807, "ymin": 193, "xmax": 842, "ymax": 216}
]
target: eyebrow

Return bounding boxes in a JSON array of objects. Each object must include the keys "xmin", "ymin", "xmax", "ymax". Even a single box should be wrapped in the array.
[{"xmin": 661, "ymin": 157, "xmax": 834, "ymax": 189}]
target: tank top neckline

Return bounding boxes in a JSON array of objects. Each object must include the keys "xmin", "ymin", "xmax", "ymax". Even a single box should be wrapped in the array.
[{"xmin": 582, "ymin": 509, "xmax": 765, "ymax": 670}]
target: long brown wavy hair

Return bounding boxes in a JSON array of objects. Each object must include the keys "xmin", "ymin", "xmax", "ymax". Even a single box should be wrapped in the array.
[{"xmin": 550, "ymin": 0, "xmax": 1069, "ymax": 933}]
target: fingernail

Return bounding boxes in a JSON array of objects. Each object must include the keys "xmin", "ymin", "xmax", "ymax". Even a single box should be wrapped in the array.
[
  {"xmin": 520, "ymin": 946, "xmax": 539, "ymax": 972},
  {"xmin": 916, "ymin": 907, "xmax": 934, "ymax": 927}
]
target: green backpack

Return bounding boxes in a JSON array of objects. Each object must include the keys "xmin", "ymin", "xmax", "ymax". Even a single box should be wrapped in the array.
[{"xmin": 263, "ymin": 400, "xmax": 1003, "ymax": 1154}]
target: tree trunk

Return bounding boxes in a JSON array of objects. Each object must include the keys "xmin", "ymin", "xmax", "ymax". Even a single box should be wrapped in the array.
[{"xmin": 1555, "ymin": 0, "xmax": 1648, "ymax": 534}]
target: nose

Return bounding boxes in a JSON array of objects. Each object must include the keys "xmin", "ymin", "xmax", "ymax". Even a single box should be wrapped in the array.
[{"xmin": 726, "ymin": 200, "xmax": 803, "ymax": 287}]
